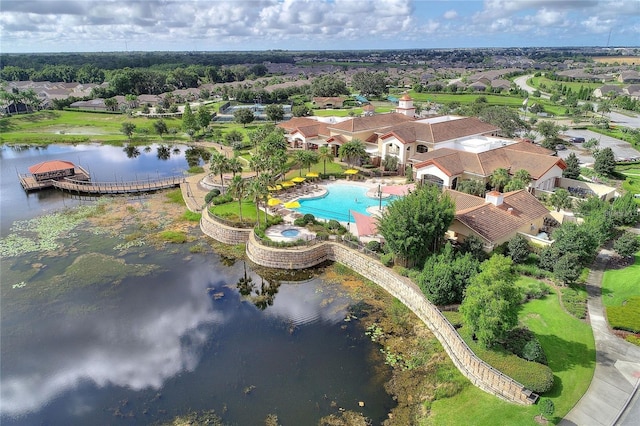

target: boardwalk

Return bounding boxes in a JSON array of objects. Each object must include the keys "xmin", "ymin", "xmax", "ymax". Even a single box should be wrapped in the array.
[{"xmin": 51, "ymin": 175, "xmax": 185, "ymax": 195}]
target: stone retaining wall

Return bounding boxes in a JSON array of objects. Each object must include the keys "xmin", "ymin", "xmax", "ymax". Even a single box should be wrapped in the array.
[
  {"xmin": 200, "ymin": 210, "xmax": 251, "ymax": 245},
  {"xmin": 244, "ymin": 235, "xmax": 536, "ymax": 405},
  {"xmin": 327, "ymin": 244, "xmax": 535, "ymax": 405}
]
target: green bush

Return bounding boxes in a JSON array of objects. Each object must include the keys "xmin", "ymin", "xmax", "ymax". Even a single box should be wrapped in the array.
[
  {"xmin": 205, "ymin": 189, "xmax": 221, "ymax": 204},
  {"xmin": 366, "ymin": 240, "xmax": 382, "ymax": 253},
  {"xmin": 381, "ymin": 253, "xmax": 394, "ymax": 267},
  {"xmin": 293, "ymin": 217, "xmax": 306, "ymax": 227},
  {"xmin": 315, "ymin": 231, "xmax": 329, "ymax": 241},
  {"xmin": 608, "ymin": 296, "xmax": 640, "ymax": 333},
  {"xmin": 302, "ymin": 213, "xmax": 316, "ymax": 224},
  {"xmin": 211, "ymin": 194, "xmax": 232, "ymax": 205},
  {"xmin": 561, "ymin": 286, "xmax": 588, "ymax": 319},
  {"xmin": 522, "ymin": 280, "xmax": 550, "ymax": 301},
  {"xmin": 326, "ymin": 219, "xmax": 342, "ymax": 230},
  {"xmin": 503, "ymin": 327, "xmax": 548, "ymax": 365}
]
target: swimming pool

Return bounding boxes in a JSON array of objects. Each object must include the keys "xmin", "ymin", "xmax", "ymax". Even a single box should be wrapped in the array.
[{"xmin": 296, "ymin": 184, "xmax": 392, "ymax": 222}]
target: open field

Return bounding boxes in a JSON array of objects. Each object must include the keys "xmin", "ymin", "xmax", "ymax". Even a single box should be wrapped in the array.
[{"xmin": 592, "ymin": 56, "xmax": 640, "ymax": 64}]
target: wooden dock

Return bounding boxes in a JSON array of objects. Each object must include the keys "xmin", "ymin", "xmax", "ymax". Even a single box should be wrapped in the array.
[
  {"xmin": 19, "ymin": 166, "xmax": 91, "ymax": 191},
  {"xmin": 51, "ymin": 175, "xmax": 185, "ymax": 195}
]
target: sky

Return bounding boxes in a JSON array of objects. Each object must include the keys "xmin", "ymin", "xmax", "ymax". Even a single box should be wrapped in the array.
[{"xmin": 1, "ymin": 0, "xmax": 638, "ymax": 53}]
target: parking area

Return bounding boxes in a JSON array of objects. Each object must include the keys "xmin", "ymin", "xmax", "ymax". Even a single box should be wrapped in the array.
[{"xmin": 556, "ymin": 129, "xmax": 640, "ymax": 165}]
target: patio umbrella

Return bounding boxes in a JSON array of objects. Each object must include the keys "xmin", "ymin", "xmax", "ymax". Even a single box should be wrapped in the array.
[
  {"xmin": 344, "ymin": 169, "xmax": 359, "ymax": 175},
  {"xmin": 292, "ymin": 176, "xmax": 306, "ymax": 183},
  {"xmin": 267, "ymin": 198, "xmax": 282, "ymax": 206},
  {"xmin": 268, "ymin": 184, "xmax": 283, "ymax": 191},
  {"xmin": 306, "ymin": 172, "xmax": 319, "ymax": 178},
  {"xmin": 281, "ymin": 181, "xmax": 295, "ymax": 188},
  {"xmin": 284, "ymin": 201, "xmax": 300, "ymax": 209}
]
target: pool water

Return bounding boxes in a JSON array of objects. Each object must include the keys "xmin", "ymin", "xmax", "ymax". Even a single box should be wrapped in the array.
[
  {"xmin": 296, "ymin": 184, "xmax": 392, "ymax": 222},
  {"xmin": 281, "ymin": 228, "xmax": 301, "ymax": 237}
]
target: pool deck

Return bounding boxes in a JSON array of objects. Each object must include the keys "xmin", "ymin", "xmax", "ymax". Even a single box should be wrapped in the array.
[{"xmin": 264, "ymin": 224, "xmax": 315, "ymax": 242}]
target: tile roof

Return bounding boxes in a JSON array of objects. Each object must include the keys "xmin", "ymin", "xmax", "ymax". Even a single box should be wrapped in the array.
[
  {"xmin": 277, "ymin": 117, "xmax": 319, "ymax": 132},
  {"xmin": 29, "ymin": 160, "xmax": 76, "ymax": 174},
  {"xmin": 453, "ymin": 190, "xmax": 549, "ymax": 243},
  {"xmin": 412, "ymin": 144, "xmax": 565, "ymax": 179},
  {"xmin": 380, "ymin": 116, "xmax": 499, "ymax": 144},
  {"xmin": 328, "ymin": 112, "xmax": 413, "ymax": 133}
]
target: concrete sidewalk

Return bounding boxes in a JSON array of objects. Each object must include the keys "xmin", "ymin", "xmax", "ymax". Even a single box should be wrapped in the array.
[{"xmin": 560, "ymin": 251, "xmax": 640, "ymax": 426}]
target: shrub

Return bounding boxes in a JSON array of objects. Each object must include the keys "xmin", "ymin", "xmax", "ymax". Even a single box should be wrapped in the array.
[
  {"xmin": 540, "ymin": 398, "xmax": 555, "ymax": 419},
  {"xmin": 521, "ymin": 280, "xmax": 550, "ymax": 301},
  {"xmin": 315, "ymin": 231, "xmax": 329, "ymax": 241},
  {"xmin": 326, "ymin": 219, "xmax": 342, "ymax": 230},
  {"xmin": 210, "ymin": 194, "xmax": 233, "ymax": 205},
  {"xmin": 381, "ymin": 253, "xmax": 394, "ymax": 267},
  {"xmin": 366, "ymin": 240, "xmax": 382, "ymax": 253},
  {"xmin": 561, "ymin": 286, "xmax": 588, "ymax": 319},
  {"xmin": 205, "ymin": 189, "xmax": 221, "ymax": 204},
  {"xmin": 302, "ymin": 213, "xmax": 316, "ymax": 224},
  {"xmin": 293, "ymin": 217, "xmax": 306, "ymax": 227},
  {"xmin": 503, "ymin": 327, "xmax": 548, "ymax": 365},
  {"xmin": 508, "ymin": 234, "xmax": 530, "ymax": 264}
]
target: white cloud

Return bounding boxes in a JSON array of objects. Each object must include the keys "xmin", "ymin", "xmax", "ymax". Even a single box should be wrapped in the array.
[
  {"xmin": 0, "ymin": 0, "xmax": 637, "ymax": 51},
  {"xmin": 443, "ymin": 10, "xmax": 458, "ymax": 20}
]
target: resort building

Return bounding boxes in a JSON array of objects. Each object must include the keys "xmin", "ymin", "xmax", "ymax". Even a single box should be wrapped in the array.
[
  {"xmin": 445, "ymin": 189, "xmax": 553, "ymax": 251},
  {"xmin": 410, "ymin": 141, "xmax": 566, "ymax": 191}
]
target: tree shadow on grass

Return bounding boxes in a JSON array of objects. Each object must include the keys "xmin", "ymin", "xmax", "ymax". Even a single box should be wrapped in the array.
[
  {"xmin": 543, "ymin": 374, "xmax": 563, "ymax": 398},
  {"xmin": 536, "ymin": 333, "xmax": 596, "ymax": 373}
]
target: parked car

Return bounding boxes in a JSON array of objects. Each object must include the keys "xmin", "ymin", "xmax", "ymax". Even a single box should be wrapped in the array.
[
  {"xmin": 569, "ymin": 137, "xmax": 585, "ymax": 143},
  {"xmin": 555, "ymin": 144, "xmax": 567, "ymax": 151}
]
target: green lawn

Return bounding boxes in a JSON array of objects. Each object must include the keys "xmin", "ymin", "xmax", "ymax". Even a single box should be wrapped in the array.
[
  {"xmin": 0, "ymin": 110, "xmax": 187, "ymax": 145},
  {"xmin": 429, "ymin": 286, "xmax": 595, "ymax": 425},
  {"xmin": 602, "ymin": 254, "xmax": 640, "ymax": 332},
  {"xmin": 528, "ymin": 76, "xmax": 605, "ymax": 93}
]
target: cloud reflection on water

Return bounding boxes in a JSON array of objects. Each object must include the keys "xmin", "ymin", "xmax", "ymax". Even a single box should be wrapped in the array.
[{"xmin": 0, "ymin": 264, "xmax": 226, "ymax": 416}]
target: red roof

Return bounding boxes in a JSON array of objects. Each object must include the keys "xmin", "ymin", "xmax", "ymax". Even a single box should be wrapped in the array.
[{"xmin": 28, "ymin": 160, "xmax": 76, "ymax": 174}]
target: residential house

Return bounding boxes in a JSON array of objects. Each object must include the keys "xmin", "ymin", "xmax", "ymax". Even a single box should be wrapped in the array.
[
  {"xmin": 312, "ymin": 97, "xmax": 345, "ymax": 109},
  {"xmin": 592, "ymin": 84, "xmax": 624, "ymax": 98}
]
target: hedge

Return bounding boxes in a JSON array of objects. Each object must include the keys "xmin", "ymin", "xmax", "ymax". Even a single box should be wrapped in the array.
[{"xmin": 607, "ymin": 296, "xmax": 640, "ymax": 333}]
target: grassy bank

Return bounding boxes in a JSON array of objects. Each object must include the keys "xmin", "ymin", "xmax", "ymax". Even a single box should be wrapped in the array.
[
  {"xmin": 602, "ymin": 254, "xmax": 640, "ymax": 334},
  {"xmin": 429, "ymin": 286, "xmax": 595, "ymax": 425}
]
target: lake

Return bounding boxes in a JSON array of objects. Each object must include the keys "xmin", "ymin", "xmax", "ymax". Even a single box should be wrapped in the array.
[{"xmin": 0, "ymin": 144, "xmax": 394, "ymax": 425}]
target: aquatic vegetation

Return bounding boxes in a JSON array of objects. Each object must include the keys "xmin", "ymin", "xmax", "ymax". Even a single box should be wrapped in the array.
[
  {"xmin": 12, "ymin": 281, "xmax": 26, "ymax": 289},
  {"xmin": 157, "ymin": 230, "xmax": 187, "ymax": 243},
  {"xmin": 0, "ymin": 204, "xmax": 104, "ymax": 257},
  {"xmin": 113, "ymin": 238, "xmax": 146, "ymax": 251}
]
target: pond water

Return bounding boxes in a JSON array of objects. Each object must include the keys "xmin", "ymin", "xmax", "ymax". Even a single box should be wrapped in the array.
[{"xmin": 0, "ymin": 144, "xmax": 394, "ymax": 425}]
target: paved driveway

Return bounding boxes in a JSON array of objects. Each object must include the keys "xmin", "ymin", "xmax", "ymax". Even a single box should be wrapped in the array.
[{"xmin": 555, "ymin": 129, "xmax": 640, "ymax": 165}]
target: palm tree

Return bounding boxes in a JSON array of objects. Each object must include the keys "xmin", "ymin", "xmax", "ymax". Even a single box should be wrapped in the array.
[
  {"xmin": 317, "ymin": 145, "xmax": 333, "ymax": 176},
  {"xmin": 210, "ymin": 152, "xmax": 229, "ymax": 193},
  {"xmin": 513, "ymin": 169, "xmax": 531, "ymax": 185},
  {"xmin": 229, "ymin": 175, "xmax": 247, "ymax": 223},
  {"xmin": 338, "ymin": 139, "xmax": 368, "ymax": 167},
  {"xmin": 246, "ymin": 174, "xmax": 270, "ymax": 227},
  {"xmin": 489, "ymin": 168, "xmax": 510, "ymax": 192},
  {"xmin": 293, "ymin": 150, "xmax": 310, "ymax": 177},
  {"xmin": 228, "ymin": 157, "xmax": 243, "ymax": 177}
]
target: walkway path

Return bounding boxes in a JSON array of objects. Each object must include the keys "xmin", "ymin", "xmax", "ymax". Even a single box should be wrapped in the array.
[{"xmin": 560, "ymin": 251, "xmax": 640, "ymax": 426}]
